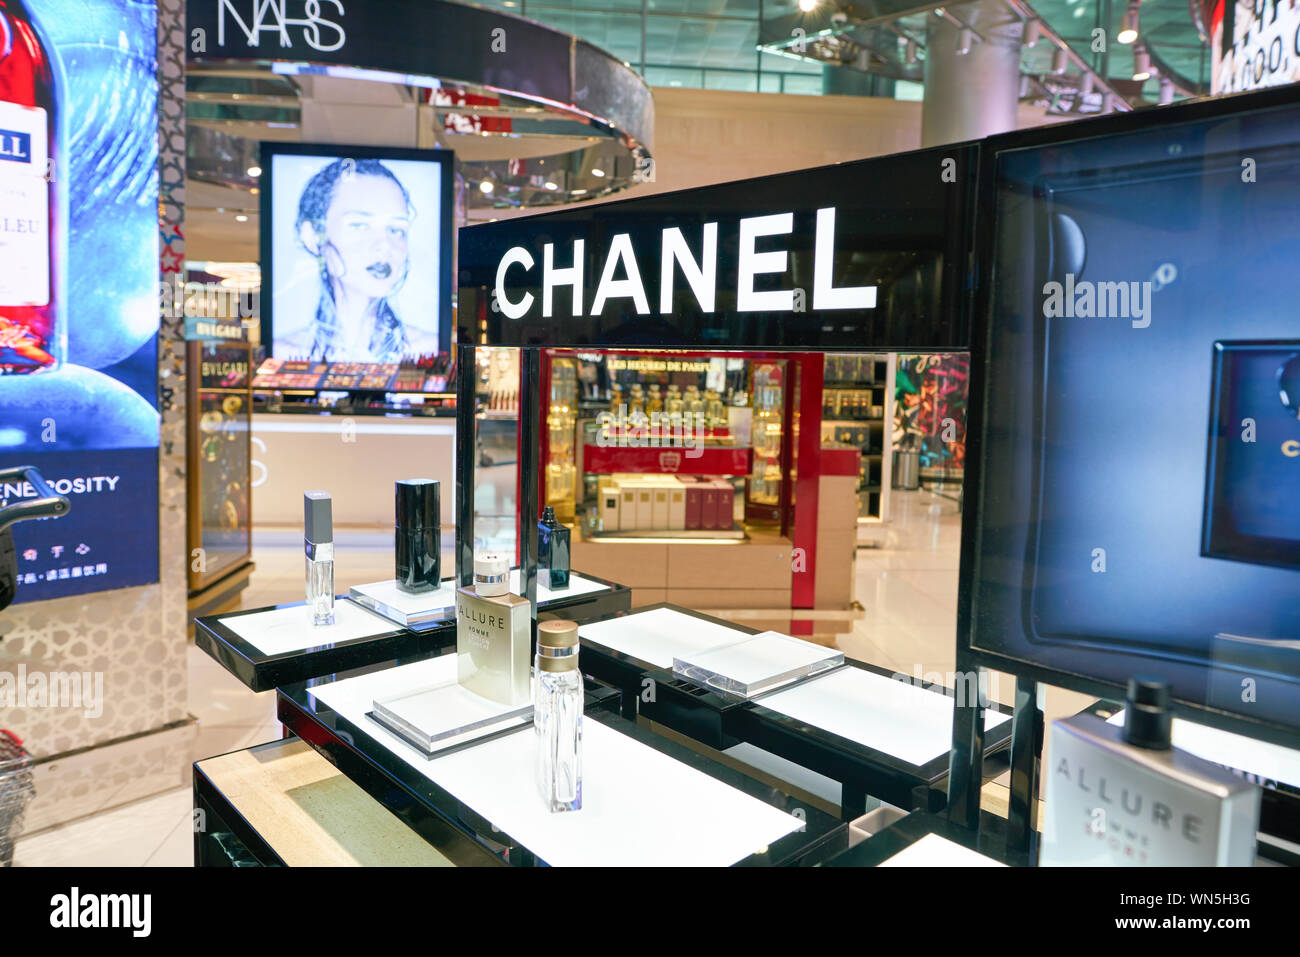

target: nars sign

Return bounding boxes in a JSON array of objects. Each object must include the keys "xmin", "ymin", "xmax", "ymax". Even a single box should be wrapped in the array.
[
  {"xmin": 493, "ymin": 207, "xmax": 878, "ymax": 320},
  {"xmin": 216, "ymin": 0, "xmax": 346, "ymax": 53}
]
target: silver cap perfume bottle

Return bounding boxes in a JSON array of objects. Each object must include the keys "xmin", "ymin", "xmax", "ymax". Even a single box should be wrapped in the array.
[
  {"xmin": 304, "ymin": 490, "xmax": 334, "ymax": 626},
  {"xmin": 456, "ymin": 553, "xmax": 529, "ymax": 705},
  {"xmin": 536, "ymin": 619, "xmax": 582, "ymax": 813},
  {"xmin": 1041, "ymin": 678, "xmax": 1260, "ymax": 866}
]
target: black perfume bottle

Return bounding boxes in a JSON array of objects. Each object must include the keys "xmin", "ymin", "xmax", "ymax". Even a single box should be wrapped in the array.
[
  {"xmin": 395, "ymin": 479, "xmax": 440, "ymax": 592},
  {"xmin": 537, "ymin": 506, "xmax": 570, "ymax": 589}
]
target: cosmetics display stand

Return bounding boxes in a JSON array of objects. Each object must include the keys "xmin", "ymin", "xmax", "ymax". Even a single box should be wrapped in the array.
[
  {"xmin": 275, "ymin": 654, "xmax": 848, "ymax": 866},
  {"xmin": 194, "ymin": 572, "xmax": 630, "ymax": 692},
  {"xmin": 574, "ymin": 604, "xmax": 1014, "ymax": 818}
]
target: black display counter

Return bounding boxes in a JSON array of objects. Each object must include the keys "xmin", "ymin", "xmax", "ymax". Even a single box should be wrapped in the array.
[
  {"xmin": 194, "ymin": 573, "xmax": 630, "ymax": 692},
  {"xmin": 574, "ymin": 604, "xmax": 1015, "ymax": 818}
]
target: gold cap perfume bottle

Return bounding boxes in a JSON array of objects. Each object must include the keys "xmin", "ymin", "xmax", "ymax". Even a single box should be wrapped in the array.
[{"xmin": 456, "ymin": 553, "xmax": 530, "ymax": 705}]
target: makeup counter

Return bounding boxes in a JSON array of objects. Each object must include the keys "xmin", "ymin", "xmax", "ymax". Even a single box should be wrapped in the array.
[{"xmin": 187, "ymin": 85, "xmax": 1300, "ymax": 869}]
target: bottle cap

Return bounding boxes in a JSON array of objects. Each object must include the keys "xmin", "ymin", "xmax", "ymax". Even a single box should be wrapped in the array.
[
  {"xmin": 1122, "ymin": 677, "xmax": 1173, "ymax": 750},
  {"xmin": 474, "ymin": 552, "xmax": 510, "ymax": 597},
  {"xmin": 537, "ymin": 620, "xmax": 579, "ymax": 672},
  {"xmin": 304, "ymin": 491, "xmax": 332, "ymax": 544},
  {"xmin": 396, "ymin": 479, "xmax": 439, "ymax": 530},
  {"xmin": 541, "ymin": 505, "xmax": 557, "ymax": 524}
]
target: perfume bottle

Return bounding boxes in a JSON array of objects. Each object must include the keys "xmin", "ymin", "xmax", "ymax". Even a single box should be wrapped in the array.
[
  {"xmin": 0, "ymin": 0, "xmax": 64, "ymax": 375},
  {"xmin": 537, "ymin": 506, "xmax": 571, "ymax": 589},
  {"xmin": 535, "ymin": 619, "xmax": 582, "ymax": 813},
  {"xmin": 456, "ymin": 552, "xmax": 530, "ymax": 706},
  {"xmin": 304, "ymin": 491, "xmax": 335, "ymax": 626},
  {"xmin": 1041, "ymin": 678, "xmax": 1260, "ymax": 867},
  {"xmin": 395, "ymin": 479, "xmax": 440, "ymax": 592}
]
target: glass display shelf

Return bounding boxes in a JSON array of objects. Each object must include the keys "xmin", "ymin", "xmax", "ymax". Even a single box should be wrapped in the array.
[
  {"xmin": 673, "ymin": 631, "xmax": 844, "ymax": 699},
  {"xmin": 193, "ymin": 571, "xmax": 630, "ymax": 692},
  {"xmin": 350, "ymin": 570, "xmax": 613, "ymax": 631},
  {"xmin": 278, "ymin": 654, "xmax": 848, "ymax": 867},
  {"xmin": 370, "ymin": 659, "xmax": 534, "ymax": 756}
]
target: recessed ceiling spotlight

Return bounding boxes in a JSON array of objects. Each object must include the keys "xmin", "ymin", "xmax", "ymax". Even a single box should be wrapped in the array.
[
  {"xmin": 799, "ymin": 0, "xmax": 818, "ymax": 12},
  {"xmin": 479, "ymin": 180, "xmax": 494, "ymax": 194},
  {"xmin": 544, "ymin": 181, "xmax": 558, "ymax": 190},
  {"xmin": 235, "ymin": 214, "xmax": 248, "ymax": 222},
  {"xmin": 1132, "ymin": 46, "xmax": 1151, "ymax": 81},
  {"xmin": 246, "ymin": 165, "xmax": 262, "ymax": 178},
  {"xmin": 591, "ymin": 168, "xmax": 605, "ymax": 178},
  {"xmin": 1118, "ymin": 1, "xmax": 1140, "ymax": 44}
]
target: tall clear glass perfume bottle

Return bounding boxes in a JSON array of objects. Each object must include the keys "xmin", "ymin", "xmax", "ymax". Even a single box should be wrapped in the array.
[
  {"xmin": 304, "ymin": 490, "xmax": 335, "ymax": 626},
  {"xmin": 537, "ymin": 505, "xmax": 571, "ymax": 589},
  {"xmin": 535, "ymin": 619, "xmax": 582, "ymax": 813}
]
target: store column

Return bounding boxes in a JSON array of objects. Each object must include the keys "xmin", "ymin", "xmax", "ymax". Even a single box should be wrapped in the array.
[{"xmin": 921, "ymin": 1, "xmax": 1024, "ymax": 147}]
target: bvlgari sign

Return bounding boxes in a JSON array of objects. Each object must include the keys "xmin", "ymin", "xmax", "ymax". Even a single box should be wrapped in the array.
[{"xmin": 462, "ymin": 144, "xmax": 976, "ymax": 351}]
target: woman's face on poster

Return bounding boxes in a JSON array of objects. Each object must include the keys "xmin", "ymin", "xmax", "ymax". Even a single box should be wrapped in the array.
[{"xmin": 315, "ymin": 173, "xmax": 411, "ymax": 300}]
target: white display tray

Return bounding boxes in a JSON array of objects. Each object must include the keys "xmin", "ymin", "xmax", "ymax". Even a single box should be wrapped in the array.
[
  {"xmin": 351, "ymin": 570, "xmax": 609, "ymax": 630},
  {"xmin": 218, "ymin": 599, "xmax": 399, "ymax": 656},
  {"xmin": 673, "ymin": 631, "xmax": 844, "ymax": 698},
  {"xmin": 879, "ymin": 833, "xmax": 1007, "ymax": 868},
  {"xmin": 1106, "ymin": 710, "xmax": 1300, "ymax": 790},
  {"xmin": 309, "ymin": 658, "xmax": 806, "ymax": 866},
  {"xmin": 371, "ymin": 671, "xmax": 533, "ymax": 756},
  {"xmin": 758, "ymin": 667, "xmax": 1011, "ymax": 767},
  {"xmin": 578, "ymin": 607, "xmax": 750, "ymax": 669}
]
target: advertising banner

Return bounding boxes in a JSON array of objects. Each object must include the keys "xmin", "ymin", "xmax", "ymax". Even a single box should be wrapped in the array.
[{"xmin": 0, "ymin": 0, "xmax": 160, "ymax": 602}]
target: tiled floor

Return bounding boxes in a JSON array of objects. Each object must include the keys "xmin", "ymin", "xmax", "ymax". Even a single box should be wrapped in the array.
[{"xmin": 11, "ymin": 485, "xmax": 1085, "ymax": 866}]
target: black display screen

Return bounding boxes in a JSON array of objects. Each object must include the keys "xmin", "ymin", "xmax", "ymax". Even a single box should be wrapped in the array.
[
  {"xmin": 458, "ymin": 144, "xmax": 976, "ymax": 351},
  {"xmin": 964, "ymin": 92, "xmax": 1300, "ymax": 740}
]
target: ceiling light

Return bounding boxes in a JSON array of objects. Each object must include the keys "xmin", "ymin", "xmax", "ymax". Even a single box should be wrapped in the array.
[
  {"xmin": 250, "ymin": 187, "xmax": 259, "ymax": 195},
  {"xmin": 1118, "ymin": 1, "xmax": 1139, "ymax": 44},
  {"xmin": 246, "ymin": 165, "xmax": 262, "ymax": 178},
  {"xmin": 1103, "ymin": 93, "xmax": 1116, "ymax": 112},
  {"xmin": 1132, "ymin": 46, "xmax": 1151, "ymax": 81},
  {"xmin": 479, "ymin": 180, "xmax": 494, "ymax": 194},
  {"xmin": 1051, "ymin": 47, "xmax": 1068, "ymax": 74},
  {"xmin": 544, "ymin": 181, "xmax": 558, "ymax": 190},
  {"xmin": 1024, "ymin": 19, "xmax": 1040, "ymax": 47},
  {"xmin": 1079, "ymin": 73, "xmax": 1095, "ymax": 97},
  {"xmin": 956, "ymin": 28, "xmax": 974, "ymax": 55},
  {"xmin": 905, "ymin": 39, "xmax": 918, "ymax": 64},
  {"xmin": 798, "ymin": 0, "xmax": 818, "ymax": 12},
  {"xmin": 1158, "ymin": 77, "xmax": 1174, "ymax": 105},
  {"xmin": 591, "ymin": 168, "xmax": 605, "ymax": 178},
  {"xmin": 235, "ymin": 214, "xmax": 248, "ymax": 222}
]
